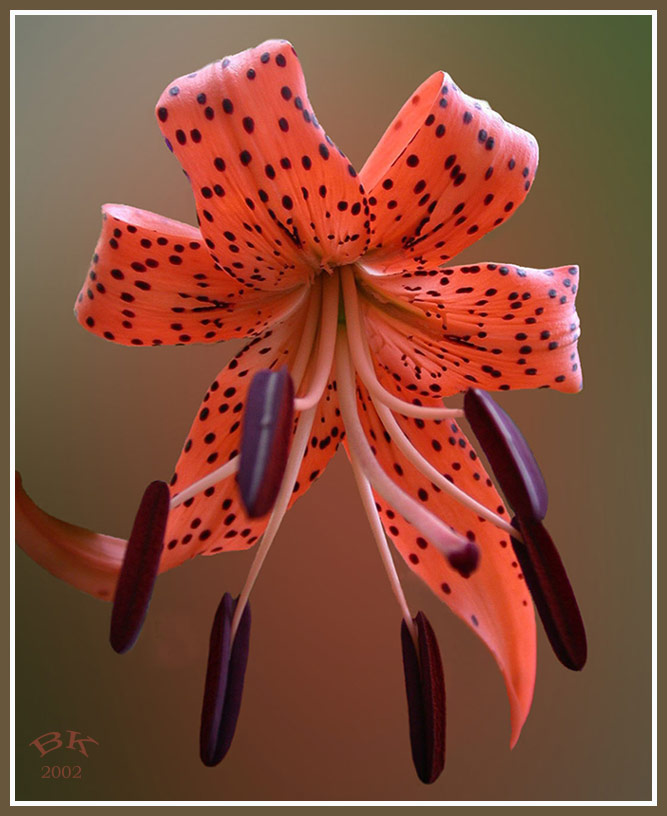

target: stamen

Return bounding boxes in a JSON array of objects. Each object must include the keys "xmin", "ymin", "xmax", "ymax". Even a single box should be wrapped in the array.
[
  {"xmin": 464, "ymin": 389, "xmax": 548, "ymax": 521},
  {"xmin": 348, "ymin": 453, "xmax": 415, "ymax": 638},
  {"xmin": 200, "ymin": 592, "xmax": 251, "ymax": 766},
  {"xmin": 238, "ymin": 366, "xmax": 294, "ymax": 518},
  {"xmin": 373, "ymin": 398, "xmax": 520, "ymax": 538},
  {"xmin": 289, "ymin": 279, "xmax": 322, "ymax": 392},
  {"xmin": 169, "ymin": 457, "xmax": 238, "ymax": 510},
  {"xmin": 511, "ymin": 517, "xmax": 587, "ymax": 671},
  {"xmin": 341, "ymin": 266, "xmax": 463, "ymax": 421},
  {"xmin": 170, "ymin": 285, "xmax": 323, "ymax": 512},
  {"xmin": 110, "ymin": 480, "xmax": 170, "ymax": 654},
  {"xmin": 336, "ymin": 330, "xmax": 478, "ymax": 577},
  {"xmin": 293, "ymin": 272, "xmax": 339, "ymax": 411},
  {"xmin": 231, "ymin": 403, "xmax": 318, "ymax": 641},
  {"xmin": 401, "ymin": 611, "xmax": 446, "ymax": 785}
]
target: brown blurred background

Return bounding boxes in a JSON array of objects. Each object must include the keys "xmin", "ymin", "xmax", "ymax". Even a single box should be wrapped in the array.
[{"xmin": 15, "ymin": 14, "xmax": 652, "ymax": 801}]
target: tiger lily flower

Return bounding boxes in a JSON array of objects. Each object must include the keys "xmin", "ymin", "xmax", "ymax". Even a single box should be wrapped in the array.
[{"xmin": 16, "ymin": 39, "xmax": 586, "ymax": 784}]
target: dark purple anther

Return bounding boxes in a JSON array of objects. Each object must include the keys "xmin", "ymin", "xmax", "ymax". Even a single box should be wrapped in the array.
[
  {"xmin": 463, "ymin": 388, "xmax": 548, "ymax": 521},
  {"xmin": 109, "ymin": 480, "xmax": 170, "ymax": 654},
  {"xmin": 400, "ymin": 612, "xmax": 446, "ymax": 785},
  {"xmin": 447, "ymin": 541, "xmax": 479, "ymax": 578},
  {"xmin": 511, "ymin": 517, "xmax": 587, "ymax": 671},
  {"xmin": 238, "ymin": 366, "xmax": 294, "ymax": 518},
  {"xmin": 200, "ymin": 593, "xmax": 251, "ymax": 767}
]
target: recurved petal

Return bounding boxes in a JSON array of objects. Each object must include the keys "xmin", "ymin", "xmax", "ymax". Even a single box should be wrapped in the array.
[
  {"xmin": 161, "ymin": 309, "xmax": 343, "ymax": 569},
  {"xmin": 76, "ymin": 204, "xmax": 307, "ymax": 347},
  {"xmin": 359, "ymin": 72, "xmax": 538, "ymax": 270},
  {"xmin": 155, "ymin": 39, "xmax": 369, "ymax": 291},
  {"xmin": 349, "ymin": 386, "xmax": 536, "ymax": 747},
  {"xmin": 358, "ymin": 262, "xmax": 582, "ymax": 396}
]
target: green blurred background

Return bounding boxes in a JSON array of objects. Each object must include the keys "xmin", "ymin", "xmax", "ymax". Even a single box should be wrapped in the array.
[{"xmin": 15, "ymin": 14, "xmax": 652, "ymax": 801}]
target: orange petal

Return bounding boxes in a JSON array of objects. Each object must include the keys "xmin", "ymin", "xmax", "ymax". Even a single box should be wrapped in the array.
[
  {"xmin": 76, "ymin": 204, "xmax": 306, "ymax": 347},
  {"xmin": 348, "ymin": 385, "xmax": 536, "ymax": 747},
  {"xmin": 360, "ymin": 72, "xmax": 538, "ymax": 270},
  {"xmin": 359, "ymin": 262, "xmax": 582, "ymax": 395},
  {"xmin": 162, "ymin": 308, "xmax": 342, "ymax": 569},
  {"xmin": 15, "ymin": 472, "xmax": 125, "ymax": 601},
  {"xmin": 155, "ymin": 39, "xmax": 369, "ymax": 291}
]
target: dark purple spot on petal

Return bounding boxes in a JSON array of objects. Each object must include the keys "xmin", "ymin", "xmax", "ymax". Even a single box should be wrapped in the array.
[{"xmin": 447, "ymin": 541, "xmax": 479, "ymax": 578}]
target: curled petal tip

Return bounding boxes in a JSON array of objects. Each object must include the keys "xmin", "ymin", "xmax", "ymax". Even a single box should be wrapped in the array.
[
  {"xmin": 447, "ymin": 540, "xmax": 479, "ymax": 579},
  {"xmin": 15, "ymin": 472, "xmax": 126, "ymax": 600},
  {"xmin": 401, "ymin": 612, "xmax": 446, "ymax": 784},
  {"xmin": 200, "ymin": 594, "xmax": 251, "ymax": 766},
  {"xmin": 238, "ymin": 367, "xmax": 294, "ymax": 518},
  {"xmin": 511, "ymin": 517, "xmax": 587, "ymax": 671},
  {"xmin": 464, "ymin": 388, "xmax": 548, "ymax": 521},
  {"xmin": 109, "ymin": 480, "xmax": 170, "ymax": 654}
]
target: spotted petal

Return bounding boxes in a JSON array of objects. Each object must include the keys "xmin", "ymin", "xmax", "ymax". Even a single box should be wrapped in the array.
[
  {"xmin": 76, "ymin": 204, "xmax": 307, "ymax": 347},
  {"xmin": 155, "ymin": 39, "xmax": 369, "ymax": 292},
  {"xmin": 358, "ymin": 262, "xmax": 582, "ymax": 396},
  {"xmin": 349, "ymin": 384, "xmax": 536, "ymax": 747},
  {"xmin": 360, "ymin": 72, "xmax": 538, "ymax": 270},
  {"xmin": 162, "ymin": 307, "xmax": 343, "ymax": 568}
]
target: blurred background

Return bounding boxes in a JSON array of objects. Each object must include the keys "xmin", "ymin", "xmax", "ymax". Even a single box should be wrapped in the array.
[{"xmin": 15, "ymin": 14, "xmax": 652, "ymax": 802}]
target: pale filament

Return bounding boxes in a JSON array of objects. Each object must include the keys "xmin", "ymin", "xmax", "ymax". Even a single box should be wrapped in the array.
[
  {"xmin": 293, "ymin": 272, "xmax": 339, "ymax": 412},
  {"xmin": 289, "ymin": 280, "xmax": 322, "ymax": 392},
  {"xmin": 336, "ymin": 329, "xmax": 470, "ymax": 561},
  {"xmin": 372, "ymin": 399, "xmax": 519, "ymax": 539},
  {"xmin": 231, "ymin": 400, "xmax": 318, "ymax": 640},
  {"xmin": 348, "ymin": 452, "xmax": 417, "ymax": 644},
  {"xmin": 170, "ymin": 457, "xmax": 239, "ymax": 510},
  {"xmin": 340, "ymin": 265, "xmax": 464, "ymax": 421},
  {"xmin": 351, "ymin": 321, "xmax": 521, "ymax": 540}
]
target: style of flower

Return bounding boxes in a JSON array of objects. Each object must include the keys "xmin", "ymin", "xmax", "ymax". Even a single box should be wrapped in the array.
[{"xmin": 17, "ymin": 39, "xmax": 586, "ymax": 785}]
